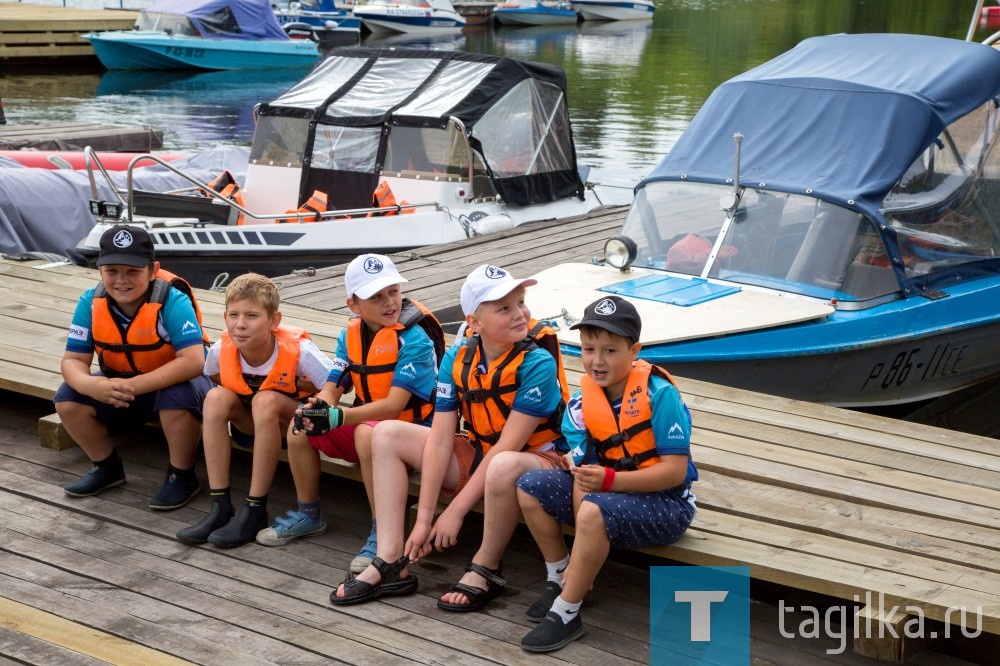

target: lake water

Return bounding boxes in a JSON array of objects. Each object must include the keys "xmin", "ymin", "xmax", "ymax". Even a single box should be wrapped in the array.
[{"xmin": 0, "ymin": 0, "xmax": 985, "ymax": 198}]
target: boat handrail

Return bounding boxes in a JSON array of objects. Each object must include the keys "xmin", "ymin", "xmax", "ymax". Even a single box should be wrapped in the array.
[
  {"xmin": 969, "ymin": 0, "xmax": 987, "ymax": 42},
  {"xmin": 87, "ymin": 149, "xmax": 439, "ymax": 224}
]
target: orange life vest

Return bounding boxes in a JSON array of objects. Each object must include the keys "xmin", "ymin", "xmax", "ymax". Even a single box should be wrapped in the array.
[
  {"xmin": 218, "ymin": 324, "xmax": 312, "ymax": 399},
  {"xmin": 279, "ymin": 190, "xmax": 328, "ymax": 223},
  {"xmin": 202, "ymin": 169, "xmax": 245, "ymax": 225},
  {"xmin": 92, "ymin": 268, "xmax": 209, "ymax": 379},
  {"xmin": 367, "ymin": 180, "xmax": 414, "ymax": 217},
  {"xmin": 343, "ymin": 298, "xmax": 444, "ymax": 423},
  {"xmin": 455, "ymin": 321, "xmax": 567, "ymax": 453},
  {"xmin": 580, "ymin": 360, "xmax": 678, "ymax": 471}
]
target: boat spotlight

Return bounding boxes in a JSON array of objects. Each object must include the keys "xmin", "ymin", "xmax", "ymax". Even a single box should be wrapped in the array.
[{"xmin": 604, "ymin": 236, "xmax": 638, "ymax": 271}]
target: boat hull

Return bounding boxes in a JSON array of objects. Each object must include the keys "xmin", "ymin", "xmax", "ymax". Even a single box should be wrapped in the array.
[
  {"xmin": 570, "ymin": 0, "xmax": 653, "ymax": 21},
  {"xmin": 353, "ymin": 6, "xmax": 465, "ymax": 34},
  {"xmin": 494, "ymin": 7, "xmax": 579, "ymax": 26},
  {"xmin": 83, "ymin": 31, "xmax": 319, "ymax": 71}
]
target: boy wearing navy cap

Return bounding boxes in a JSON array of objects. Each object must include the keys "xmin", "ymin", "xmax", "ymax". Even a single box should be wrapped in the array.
[
  {"xmin": 55, "ymin": 224, "xmax": 213, "ymax": 510},
  {"xmin": 516, "ymin": 295, "xmax": 699, "ymax": 652}
]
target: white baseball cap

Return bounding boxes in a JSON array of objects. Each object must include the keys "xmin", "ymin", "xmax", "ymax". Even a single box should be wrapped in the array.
[
  {"xmin": 345, "ymin": 253, "xmax": 407, "ymax": 299},
  {"xmin": 460, "ymin": 264, "xmax": 537, "ymax": 316}
]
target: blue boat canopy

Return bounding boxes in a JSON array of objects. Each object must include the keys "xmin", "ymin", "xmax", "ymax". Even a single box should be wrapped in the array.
[
  {"xmin": 140, "ymin": 0, "xmax": 289, "ymax": 40},
  {"xmin": 644, "ymin": 33, "xmax": 1000, "ymax": 221}
]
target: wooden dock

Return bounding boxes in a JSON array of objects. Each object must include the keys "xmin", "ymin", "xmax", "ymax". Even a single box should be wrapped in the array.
[
  {"xmin": 2, "ymin": 237, "xmax": 1000, "ymax": 663},
  {"xmin": 0, "ymin": 3, "xmax": 137, "ymax": 63}
]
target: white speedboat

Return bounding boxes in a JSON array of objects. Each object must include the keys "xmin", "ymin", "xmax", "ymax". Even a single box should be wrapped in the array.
[
  {"xmin": 78, "ymin": 47, "xmax": 603, "ymax": 288},
  {"xmin": 570, "ymin": 0, "xmax": 653, "ymax": 21},
  {"xmin": 529, "ymin": 33, "xmax": 1000, "ymax": 408},
  {"xmin": 352, "ymin": 0, "xmax": 465, "ymax": 34}
]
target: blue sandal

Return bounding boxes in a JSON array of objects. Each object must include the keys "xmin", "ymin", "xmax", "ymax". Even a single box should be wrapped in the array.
[
  {"xmin": 329, "ymin": 555, "xmax": 418, "ymax": 606},
  {"xmin": 437, "ymin": 562, "xmax": 506, "ymax": 612}
]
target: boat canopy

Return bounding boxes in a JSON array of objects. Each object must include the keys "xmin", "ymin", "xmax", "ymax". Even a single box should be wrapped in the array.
[
  {"xmin": 645, "ymin": 34, "xmax": 1000, "ymax": 222},
  {"xmin": 138, "ymin": 0, "xmax": 290, "ymax": 40},
  {"xmin": 256, "ymin": 47, "xmax": 586, "ymax": 210},
  {"xmin": 631, "ymin": 33, "xmax": 1000, "ymax": 299}
]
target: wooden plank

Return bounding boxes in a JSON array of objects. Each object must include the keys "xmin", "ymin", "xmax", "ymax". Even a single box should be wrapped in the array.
[{"xmin": 0, "ymin": 596, "xmax": 191, "ymax": 666}]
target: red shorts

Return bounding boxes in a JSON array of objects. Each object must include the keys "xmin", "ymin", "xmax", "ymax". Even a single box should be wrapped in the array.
[{"xmin": 307, "ymin": 420, "xmax": 378, "ymax": 464}]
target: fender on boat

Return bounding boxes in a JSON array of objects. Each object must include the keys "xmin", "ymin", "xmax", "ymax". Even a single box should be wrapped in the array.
[{"xmin": 0, "ymin": 150, "xmax": 185, "ymax": 170}]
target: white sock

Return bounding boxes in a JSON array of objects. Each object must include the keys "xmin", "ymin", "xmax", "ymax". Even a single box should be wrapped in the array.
[
  {"xmin": 550, "ymin": 595, "xmax": 581, "ymax": 624},
  {"xmin": 545, "ymin": 555, "xmax": 569, "ymax": 584}
]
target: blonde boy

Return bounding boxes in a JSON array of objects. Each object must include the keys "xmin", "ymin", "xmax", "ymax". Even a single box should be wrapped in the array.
[
  {"xmin": 176, "ymin": 273, "xmax": 333, "ymax": 548},
  {"xmin": 516, "ymin": 296, "xmax": 698, "ymax": 652},
  {"xmin": 256, "ymin": 254, "xmax": 440, "ymax": 575},
  {"xmin": 331, "ymin": 264, "xmax": 567, "ymax": 609}
]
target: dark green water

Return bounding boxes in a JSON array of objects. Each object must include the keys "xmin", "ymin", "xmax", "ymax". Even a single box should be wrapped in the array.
[{"xmin": 0, "ymin": 0, "xmax": 988, "ymax": 192}]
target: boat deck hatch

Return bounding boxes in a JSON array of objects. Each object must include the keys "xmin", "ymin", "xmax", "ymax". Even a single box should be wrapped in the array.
[{"xmin": 601, "ymin": 275, "xmax": 740, "ymax": 306}]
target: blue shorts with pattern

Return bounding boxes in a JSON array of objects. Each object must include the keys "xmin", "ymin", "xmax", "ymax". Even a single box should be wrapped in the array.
[
  {"xmin": 54, "ymin": 373, "xmax": 213, "ymax": 435},
  {"xmin": 517, "ymin": 468, "xmax": 697, "ymax": 549}
]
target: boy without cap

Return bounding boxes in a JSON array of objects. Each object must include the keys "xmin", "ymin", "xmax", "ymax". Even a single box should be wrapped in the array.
[
  {"xmin": 516, "ymin": 295, "xmax": 699, "ymax": 652},
  {"xmin": 55, "ymin": 224, "xmax": 212, "ymax": 510},
  {"xmin": 175, "ymin": 273, "xmax": 334, "ymax": 548}
]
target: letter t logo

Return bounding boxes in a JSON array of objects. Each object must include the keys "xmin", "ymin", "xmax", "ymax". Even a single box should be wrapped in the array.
[{"xmin": 674, "ymin": 590, "xmax": 729, "ymax": 641}]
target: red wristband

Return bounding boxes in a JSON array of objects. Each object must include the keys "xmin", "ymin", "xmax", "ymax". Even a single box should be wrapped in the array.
[{"xmin": 601, "ymin": 466, "xmax": 616, "ymax": 492}]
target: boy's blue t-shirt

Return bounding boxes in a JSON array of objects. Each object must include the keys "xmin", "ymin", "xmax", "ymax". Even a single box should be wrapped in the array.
[
  {"xmin": 434, "ymin": 337, "xmax": 564, "ymax": 422},
  {"xmin": 66, "ymin": 285, "xmax": 206, "ymax": 355},
  {"xmin": 326, "ymin": 322, "xmax": 436, "ymax": 402},
  {"xmin": 564, "ymin": 372, "xmax": 699, "ymax": 486}
]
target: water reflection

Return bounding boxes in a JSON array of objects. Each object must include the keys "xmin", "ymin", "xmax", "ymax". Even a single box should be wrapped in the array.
[{"xmin": 0, "ymin": 0, "xmax": 987, "ymax": 190}]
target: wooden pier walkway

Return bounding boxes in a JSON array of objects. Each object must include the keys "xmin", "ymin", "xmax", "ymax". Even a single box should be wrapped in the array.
[
  {"xmin": 1, "ymin": 238, "xmax": 999, "ymax": 663},
  {"xmin": 0, "ymin": 3, "xmax": 136, "ymax": 64}
]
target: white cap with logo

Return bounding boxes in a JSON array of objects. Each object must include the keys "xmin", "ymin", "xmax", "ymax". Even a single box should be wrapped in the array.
[
  {"xmin": 345, "ymin": 253, "xmax": 407, "ymax": 299},
  {"xmin": 460, "ymin": 264, "xmax": 537, "ymax": 316}
]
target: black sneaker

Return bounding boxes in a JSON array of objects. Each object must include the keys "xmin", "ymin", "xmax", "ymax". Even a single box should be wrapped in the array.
[
  {"xmin": 64, "ymin": 464, "xmax": 126, "ymax": 497},
  {"xmin": 149, "ymin": 469, "xmax": 201, "ymax": 510},
  {"xmin": 208, "ymin": 503, "xmax": 268, "ymax": 548},
  {"xmin": 520, "ymin": 611, "xmax": 585, "ymax": 653},
  {"xmin": 526, "ymin": 580, "xmax": 563, "ymax": 622},
  {"xmin": 176, "ymin": 502, "xmax": 235, "ymax": 545}
]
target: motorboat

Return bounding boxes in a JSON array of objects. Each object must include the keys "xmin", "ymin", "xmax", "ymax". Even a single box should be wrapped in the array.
[
  {"xmin": 570, "ymin": 0, "xmax": 653, "ymax": 22},
  {"xmin": 77, "ymin": 48, "xmax": 603, "ymax": 288},
  {"xmin": 272, "ymin": 0, "xmax": 361, "ymax": 43},
  {"xmin": 494, "ymin": 1, "xmax": 578, "ymax": 27},
  {"xmin": 352, "ymin": 0, "xmax": 465, "ymax": 34},
  {"xmin": 83, "ymin": 0, "xmax": 319, "ymax": 71},
  {"xmin": 528, "ymin": 33, "xmax": 1000, "ymax": 408}
]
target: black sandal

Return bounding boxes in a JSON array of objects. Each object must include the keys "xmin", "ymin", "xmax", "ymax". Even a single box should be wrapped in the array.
[
  {"xmin": 437, "ymin": 562, "xmax": 506, "ymax": 612},
  {"xmin": 329, "ymin": 555, "xmax": 418, "ymax": 606}
]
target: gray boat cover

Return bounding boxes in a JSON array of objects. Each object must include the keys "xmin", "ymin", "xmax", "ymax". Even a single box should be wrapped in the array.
[{"xmin": 0, "ymin": 145, "xmax": 249, "ymax": 263}]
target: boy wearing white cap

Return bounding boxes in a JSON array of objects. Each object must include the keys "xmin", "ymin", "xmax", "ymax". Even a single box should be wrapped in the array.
[
  {"xmin": 256, "ymin": 254, "xmax": 442, "ymax": 573},
  {"xmin": 331, "ymin": 263, "xmax": 568, "ymax": 610}
]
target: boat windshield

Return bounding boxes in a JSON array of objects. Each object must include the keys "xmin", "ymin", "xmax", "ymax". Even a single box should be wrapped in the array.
[
  {"xmin": 249, "ymin": 116, "xmax": 309, "ymax": 167},
  {"xmin": 881, "ymin": 100, "xmax": 1000, "ymax": 278},
  {"xmin": 621, "ymin": 182, "xmax": 900, "ymax": 302},
  {"xmin": 136, "ymin": 12, "xmax": 200, "ymax": 36}
]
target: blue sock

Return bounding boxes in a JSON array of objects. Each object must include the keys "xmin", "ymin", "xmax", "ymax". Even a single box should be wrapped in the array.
[{"xmin": 298, "ymin": 499, "xmax": 321, "ymax": 520}]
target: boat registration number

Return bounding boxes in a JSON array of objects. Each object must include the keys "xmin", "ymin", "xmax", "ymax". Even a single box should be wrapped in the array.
[
  {"xmin": 165, "ymin": 47, "xmax": 205, "ymax": 59},
  {"xmin": 862, "ymin": 343, "xmax": 968, "ymax": 391}
]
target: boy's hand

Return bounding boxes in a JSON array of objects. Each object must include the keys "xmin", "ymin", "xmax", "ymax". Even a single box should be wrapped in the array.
[
  {"xmin": 404, "ymin": 522, "xmax": 433, "ymax": 563},
  {"xmin": 292, "ymin": 398, "xmax": 344, "ymax": 436},
  {"xmin": 429, "ymin": 505, "xmax": 464, "ymax": 552},
  {"xmin": 94, "ymin": 377, "xmax": 136, "ymax": 408},
  {"xmin": 571, "ymin": 464, "xmax": 607, "ymax": 493}
]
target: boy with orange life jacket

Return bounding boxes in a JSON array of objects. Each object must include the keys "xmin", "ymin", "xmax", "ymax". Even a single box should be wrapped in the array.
[
  {"xmin": 175, "ymin": 273, "xmax": 334, "ymax": 548},
  {"xmin": 516, "ymin": 296, "xmax": 698, "ymax": 653},
  {"xmin": 256, "ymin": 254, "xmax": 443, "ymax": 574},
  {"xmin": 331, "ymin": 264, "xmax": 568, "ymax": 609},
  {"xmin": 56, "ymin": 224, "xmax": 213, "ymax": 510}
]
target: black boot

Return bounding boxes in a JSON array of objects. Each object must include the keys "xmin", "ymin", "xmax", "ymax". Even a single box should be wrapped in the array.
[
  {"xmin": 207, "ymin": 502, "xmax": 268, "ymax": 548},
  {"xmin": 176, "ymin": 498, "xmax": 234, "ymax": 545}
]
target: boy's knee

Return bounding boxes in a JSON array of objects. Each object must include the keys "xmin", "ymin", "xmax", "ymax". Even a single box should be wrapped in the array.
[
  {"xmin": 575, "ymin": 501, "xmax": 608, "ymax": 534},
  {"xmin": 485, "ymin": 451, "xmax": 530, "ymax": 487}
]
